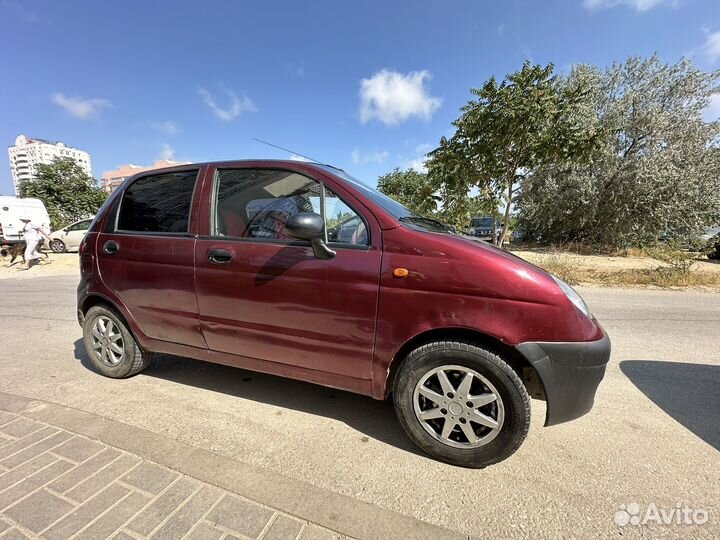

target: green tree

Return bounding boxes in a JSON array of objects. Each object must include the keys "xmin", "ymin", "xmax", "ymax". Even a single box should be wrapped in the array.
[
  {"xmin": 442, "ymin": 62, "xmax": 599, "ymax": 245},
  {"xmin": 517, "ymin": 56, "xmax": 720, "ymax": 248},
  {"xmin": 427, "ymin": 136, "xmax": 498, "ymax": 230},
  {"xmin": 377, "ymin": 168, "xmax": 439, "ymax": 216},
  {"xmin": 18, "ymin": 157, "xmax": 107, "ymax": 229}
]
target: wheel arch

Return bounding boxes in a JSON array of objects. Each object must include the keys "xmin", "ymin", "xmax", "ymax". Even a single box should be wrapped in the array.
[
  {"xmin": 382, "ymin": 327, "xmax": 546, "ymax": 402},
  {"xmin": 79, "ymin": 293, "xmax": 149, "ymax": 350}
]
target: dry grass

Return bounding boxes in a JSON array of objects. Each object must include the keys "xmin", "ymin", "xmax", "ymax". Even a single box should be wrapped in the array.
[{"xmin": 514, "ymin": 247, "xmax": 720, "ymax": 289}]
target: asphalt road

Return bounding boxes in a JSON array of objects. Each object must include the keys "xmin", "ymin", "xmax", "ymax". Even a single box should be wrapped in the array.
[{"xmin": 0, "ymin": 275, "xmax": 718, "ymax": 539}]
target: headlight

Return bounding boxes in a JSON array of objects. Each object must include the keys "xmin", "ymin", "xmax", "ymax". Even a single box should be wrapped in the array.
[{"xmin": 551, "ymin": 275, "xmax": 591, "ymax": 318}]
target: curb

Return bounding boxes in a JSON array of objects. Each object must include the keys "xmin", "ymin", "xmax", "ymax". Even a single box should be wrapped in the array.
[{"xmin": 0, "ymin": 391, "xmax": 465, "ymax": 540}]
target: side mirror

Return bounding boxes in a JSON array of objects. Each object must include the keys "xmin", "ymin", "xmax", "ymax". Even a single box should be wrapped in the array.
[{"xmin": 286, "ymin": 213, "xmax": 336, "ymax": 260}]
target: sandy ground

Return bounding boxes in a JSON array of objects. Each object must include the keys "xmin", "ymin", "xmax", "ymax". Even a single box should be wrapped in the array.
[
  {"xmin": 0, "ymin": 252, "xmax": 79, "ymax": 280},
  {"xmin": 4, "ymin": 248, "xmax": 719, "ymax": 283},
  {"xmin": 510, "ymin": 248, "xmax": 720, "ymax": 274}
]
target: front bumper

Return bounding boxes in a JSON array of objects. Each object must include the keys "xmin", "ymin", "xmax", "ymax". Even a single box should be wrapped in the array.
[{"xmin": 515, "ymin": 331, "xmax": 611, "ymax": 426}]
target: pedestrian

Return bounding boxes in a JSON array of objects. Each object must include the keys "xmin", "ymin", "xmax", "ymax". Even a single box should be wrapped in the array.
[{"xmin": 19, "ymin": 217, "xmax": 51, "ymax": 269}]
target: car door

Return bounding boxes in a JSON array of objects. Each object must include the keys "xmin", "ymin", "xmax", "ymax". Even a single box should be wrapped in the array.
[
  {"xmin": 96, "ymin": 167, "xmax": 206, "ymax": 348},
  {"xmin": 65, "ymin": 219, "xmax": 92, "ymax": 250},
  {"xmin": 194, "ymin": 165, "xmax": 382, "ymax": 380}
]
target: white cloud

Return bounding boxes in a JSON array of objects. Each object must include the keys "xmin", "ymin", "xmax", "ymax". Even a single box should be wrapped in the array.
[
  {"xmin": 583, "ymin": 0, "xmax": 669, "ymax": 11},
  {"xmin": 704, "ymin": 94, "xmax": 720, "ymax": 121},
  {"xmin": 151, "ymin": 120, "xmax": 181, "ymax": 136},
  {"xmin": 351, "ymin": 149, "xmax": 390, "ymax": 165},
  {"xmin": 399, "ymin": 143, "xmax": 433, "ymax": 173},
  {"xmin": 289, "ymin": 153, "xmax": 313, "ymax": 162},
  {"xmin": 198, "ymin": 86, "xmax": 257, "ymax": 122},
  {"xmin": 158, "ymin": 144, "xmax": 175, "ymax": 160},
  {"xmin": 359, "ymin": 69, "xmax": 441, "ymax": 126},
  {"xmin": 702, "ymin": 31, "xmax": 720, "ymax": 62},
  {"xmin": 52, "ymin": 93, "xmax": 111, "ymax": 119}
]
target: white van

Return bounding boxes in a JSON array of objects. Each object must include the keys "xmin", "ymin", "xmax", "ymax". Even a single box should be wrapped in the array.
[{"xmin": 0, "ymin": 196, "xmax": 52, "ymax": 244}]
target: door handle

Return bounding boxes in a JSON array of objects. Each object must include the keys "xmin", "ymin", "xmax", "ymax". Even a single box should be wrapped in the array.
[
  {"xmin": 103, "ymin": 241, "xmax": 119, "ymax": 255},
  {"xmin": 208, "ymin": 248, "xmax": 233, "ymax": 264}
]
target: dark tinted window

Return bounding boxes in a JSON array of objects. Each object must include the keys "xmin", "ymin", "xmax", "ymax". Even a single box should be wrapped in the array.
[{"xmin": 118, "ymin": 170, "xmax": 198, "ymax": 233}]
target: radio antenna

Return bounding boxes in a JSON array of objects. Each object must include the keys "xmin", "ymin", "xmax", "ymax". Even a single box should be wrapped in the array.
[{"xmin": 251, "ymin": 138, "xmax": 321, "ymax": 163}]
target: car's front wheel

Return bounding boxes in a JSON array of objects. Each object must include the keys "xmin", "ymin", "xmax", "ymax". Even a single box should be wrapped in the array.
[
  {"xmin": 394, "ymin": 340, "xmax": 530, "ymax": 468},
  {"xmin": 82, "ymin": 305, "xmax": 153, "ymax": 378},
  {"xmin": 49, "ymin": 239, "xmax": 66, "ymax": 253}
]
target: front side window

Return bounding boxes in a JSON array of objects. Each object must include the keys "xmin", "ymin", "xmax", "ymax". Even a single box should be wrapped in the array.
[
  {"xmin": 213, "ymin": 168, "xmax": 368, "ymax": 245},
  {"xmin": 67, "ymin": 220, "xmax": 91, "ymax": 232},
  {"xmin": 117, "ymin": 170, "xmax": 198, "ymax": 233}
]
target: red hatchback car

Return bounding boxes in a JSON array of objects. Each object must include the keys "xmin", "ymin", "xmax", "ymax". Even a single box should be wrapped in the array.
[{"xmin": 77, "ymin": 160, "xmax": 610, "ymax": 468}]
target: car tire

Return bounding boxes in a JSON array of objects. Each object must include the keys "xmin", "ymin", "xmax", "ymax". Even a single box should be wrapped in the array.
[
  {"xmin": 49, "ymin": 239, "xmax": 66, "ymax": 253},
  {"xmin": 393, "ymin": 340, "xmax": 530, "ymax": 468},
  {"xmin": 82, "ymin": 305, "xmax": 153, "ymax": 378}
]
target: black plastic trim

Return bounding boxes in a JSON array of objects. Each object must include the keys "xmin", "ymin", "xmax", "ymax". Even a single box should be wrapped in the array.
[{"xmin": 516, "ymin": 332, "xmax": 611, "ymax": 427}]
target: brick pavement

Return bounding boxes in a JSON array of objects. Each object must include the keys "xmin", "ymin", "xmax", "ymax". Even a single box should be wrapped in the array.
[{"xmin": 0, "ymin": 412, "xmax": 350, "ymax": 540}]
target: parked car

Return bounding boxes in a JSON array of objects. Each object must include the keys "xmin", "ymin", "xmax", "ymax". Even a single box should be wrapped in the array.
[
  {"xmin": 77, "ymin": 161, "xmax": 610, "ymax": 468},
  {"xmin": 468, "ymin": 216, "xmax": 503, "ymax": 243},
  {"xmin": 0, "ymin": 196, "xmax": 51, "ymax": 244},
  {"xmin": 48, "ymin": 217, "xmax": 94, "ymax": 253}
]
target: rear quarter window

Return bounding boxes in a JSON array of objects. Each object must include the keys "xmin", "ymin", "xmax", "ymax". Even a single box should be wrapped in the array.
[{"xmin": 117, "ymin": 170, "xmax": 198, "ymax": 233}]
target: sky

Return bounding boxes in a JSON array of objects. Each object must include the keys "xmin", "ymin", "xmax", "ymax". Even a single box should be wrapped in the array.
[{"xmin": 1, "ymin": 0, "xmax": 719, "ymax": 195}]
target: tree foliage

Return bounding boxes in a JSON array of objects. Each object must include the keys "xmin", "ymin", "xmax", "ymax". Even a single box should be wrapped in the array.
[
  {"xmin": 427, "ymin": 62, "xmax": 598, "ymax": 245},
  {"xmin": 377, "ymin": 168, "xmax": 439, "ymax": 216},
  {"xmin": 517, "ymin": 56, "xmax": 720, "ymax": 248},
  {"xmin": 18, "ymin": 157, "xmax": 107, "ymax": 229}
]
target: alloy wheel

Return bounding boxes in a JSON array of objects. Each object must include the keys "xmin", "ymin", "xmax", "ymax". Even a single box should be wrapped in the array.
[
  {"xmin": 91, "ymin": 316, "xmax": 124, "ymax": 366},
  {"xmin": 413, "ymin": 365, "xmax": 505, "ymax": 449}
]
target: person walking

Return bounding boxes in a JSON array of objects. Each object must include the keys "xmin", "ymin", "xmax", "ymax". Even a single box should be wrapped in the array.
[{"xmin": 19, "ymin": 217, "xmax": 51, "ymax": 269}]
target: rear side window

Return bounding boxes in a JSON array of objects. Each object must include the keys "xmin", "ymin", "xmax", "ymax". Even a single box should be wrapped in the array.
[{"xmin": 117, "ymin": 170, "xmax": 198, "ymax": 233}]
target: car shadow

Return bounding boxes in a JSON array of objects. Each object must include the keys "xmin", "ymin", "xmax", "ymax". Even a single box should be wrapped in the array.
[
  {"xmin": 73, "ymin": 339, "xmax": 423, "ymax": 457},
  {"xmin": 620, "ymin": 360, "xmax": 720, "ymax": 451}
]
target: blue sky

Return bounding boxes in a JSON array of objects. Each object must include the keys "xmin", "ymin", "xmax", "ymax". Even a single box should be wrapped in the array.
[{"xmin": 1, "ymin": 0, "xmax": 719, "ymax": 194}]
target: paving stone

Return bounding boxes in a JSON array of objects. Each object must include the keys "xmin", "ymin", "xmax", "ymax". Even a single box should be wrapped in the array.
[
  {"xmin": 0, "ymin": 419, "xmax": 42, "ymax": 440},
  {"xmin": 3, "ymin": 489, "xmax": 74, "ymax": 533},
  {"xmin": 48, "ymin": 447, "xmax": 120, "ymax": 494},
  {"xmin": 127, "ymin": 477, "xmax": 198, "ymax": 537},
  {"xmin": 113, "ymin": 533, "xmax": 140, "ymax": 540},
  {"xmin": 186, "ymin": 521, "xmax": 225, "ymax": 540},
  {"xmin": 66, "ymin": 453, "xmax": 140, "ymax": 502},
  {"xmin": 298, "ymin": 524, "xmax": 346, "ymax": 540},
  {"xmin": 0, "ymin": 453, "xmax": 55, "ymax": 492},
  {"xmin": 43, "ymin": 483, "xmax": 129, "ymax": 540},
  {"xmin": 52, "ymin": 437, "xmax": 104, "ymax": 463},
  {"xmin": 0, "ymin": 459, "xmax": 73, "ymax": 511},
  {"xmin": 0, "ymin": 529, "xmax": 31, "ymax": 540},
  {"xmin": 0, "ymin": 412, "xmax": 16, "ymax": 427},
  {"xmin": 0, "ymin": 431, "xmax": 72, "ymax": 469},
  {"xmin": 150, "ymin": 485, "xmax": 222, "ymax": 540},
  {"xmin": 73, "ymin": 491, "xmax": 150, "ymax": 540},
  {"xmin": 265, "ymin": 514, "xmax": 304, "ymax": 540},
  {"xmin": 206, "ymin": 494, "xmax": 274, "ymax": 539},
  {"xmin": 121, "ymin": 462, "xmax": 178, "ymax": 495},
  {"xmin": 0, "ymin": 427, "xmax": 57, "ymax": 461}
]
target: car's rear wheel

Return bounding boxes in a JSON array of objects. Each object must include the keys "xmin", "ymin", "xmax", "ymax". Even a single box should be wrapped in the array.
[
  {"xmin": 82, "ymin": 305, "xmax": 152, "ymax": 378},
  {"xmin": 394, "ymin": 340, "xmax": 530, "ymax": 468},
  {"xmin": 49, "ymin": 239, "xmax": 66, "ymax": 253}
]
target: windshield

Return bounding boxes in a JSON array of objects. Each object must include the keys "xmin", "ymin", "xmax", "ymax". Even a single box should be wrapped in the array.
[
  {"xmin": 471, "ymin": 218, "xmax": 494, "ymax": 228},
  {"xmin": 319, "ymin": 165, "xmax": 454, "ymax": 234}
]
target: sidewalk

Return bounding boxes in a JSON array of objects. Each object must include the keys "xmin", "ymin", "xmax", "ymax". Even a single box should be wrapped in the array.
[{"xmin": 0, "ymin": 392, "xmax": 462, "ymax": 540}]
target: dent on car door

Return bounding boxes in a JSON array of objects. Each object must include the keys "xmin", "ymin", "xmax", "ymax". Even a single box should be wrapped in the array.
[
  {"xmin": 97, "ymin": 168, "xmax": 206, "ymax": 348},
  {"xmin": 194, "ymin": 167, "xmax": 382, "ymax": 380}
]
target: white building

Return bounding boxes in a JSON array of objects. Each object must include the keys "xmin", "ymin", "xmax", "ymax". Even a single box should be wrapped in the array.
[{"xmin": 8, "ymin": 134, "xmax": 93, "ymax": 194}]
